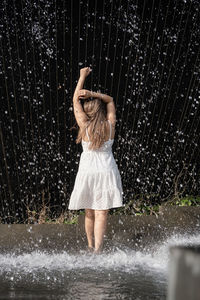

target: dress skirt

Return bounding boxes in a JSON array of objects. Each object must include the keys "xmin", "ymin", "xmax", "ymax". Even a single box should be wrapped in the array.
[{"xmin": 68, "ymin": 139, "xmax": 124, "ymax": 210}]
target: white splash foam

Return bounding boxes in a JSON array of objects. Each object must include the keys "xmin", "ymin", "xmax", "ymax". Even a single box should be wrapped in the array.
[{"xmin": 0, "ymin": 232, "xmax": 199, "ymax": 275}]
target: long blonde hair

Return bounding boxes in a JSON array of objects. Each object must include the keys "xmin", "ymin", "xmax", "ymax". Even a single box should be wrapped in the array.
[{"xmin": 75, "ymin": 98, "xmax": 108, "ymax": 150}]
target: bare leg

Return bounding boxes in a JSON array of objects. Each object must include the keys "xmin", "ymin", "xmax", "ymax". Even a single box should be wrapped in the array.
[
  {"xmin": 94, "ymin": 209, "xmax": 109, "ymax": 253},
  {"xmin": 85, "ymin": 209, "xmax": 95, "ymax": 248}
]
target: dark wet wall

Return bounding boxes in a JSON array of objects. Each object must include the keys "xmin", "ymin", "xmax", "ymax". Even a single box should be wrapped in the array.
[{"xmin": 0, "ymin": 0, "xmax": 200, "ymax": 222}]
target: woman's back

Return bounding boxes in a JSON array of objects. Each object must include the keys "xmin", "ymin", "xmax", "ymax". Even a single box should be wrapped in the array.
[{"xmin": 82, "ymin": 119, "xmax": 115, "ymax": 143}]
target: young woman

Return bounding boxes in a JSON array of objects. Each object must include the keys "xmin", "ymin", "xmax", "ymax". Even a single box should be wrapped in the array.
[{"xmin": 68, "ymin": 67, "xmax": 124, "ymax": 253}]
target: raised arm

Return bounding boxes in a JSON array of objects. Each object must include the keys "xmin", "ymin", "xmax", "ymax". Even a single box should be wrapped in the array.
[
  {"xmin": 73, "ymin": 67, "xmax": 92, "ymax": 100},
  {"xmin": 91, "ymin": 91, "xmax": 116, "ymax": 124},
  {"xmin": 73, "ymin": 67, "xmax": 92, "ymax": 127}
]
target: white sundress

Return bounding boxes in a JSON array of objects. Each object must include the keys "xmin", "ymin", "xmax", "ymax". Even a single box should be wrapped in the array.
[{"xmin": 68, "ymin": 119, "xmax": 124, "ymax": 210}]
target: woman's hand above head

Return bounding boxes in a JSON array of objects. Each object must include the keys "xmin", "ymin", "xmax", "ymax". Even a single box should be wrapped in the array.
[
  {"xmin": 80, "ymin": 67, "xmax": 92, "ymax": 78},
  {"xmin": 77, "ymin": 89, "xmax": 92, "ymax": 99}
]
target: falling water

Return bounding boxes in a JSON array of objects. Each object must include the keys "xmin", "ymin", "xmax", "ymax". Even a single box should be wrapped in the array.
[{"xmin": 0, "ymin": 0, "xmax": 200, "ymax": 222}]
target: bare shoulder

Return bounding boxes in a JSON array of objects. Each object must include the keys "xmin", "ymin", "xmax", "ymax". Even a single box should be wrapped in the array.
[
  {"xmin": 79, "ymin": 121, "xmax": 88, "ymax": 131},
  {"xmin": 106, "ymin": 99, "xmax": 116, "ymax": 126},
  {"xmin": 106, "ymin": 117, "xmax": 116, "ymax": 128},
  {"xmin": 73, "ymin": 101, "xmax": 88, "ymax": 128},
  {"xmin": 105, "ymin": 118, "xmax": 115, "ymax": 140}
]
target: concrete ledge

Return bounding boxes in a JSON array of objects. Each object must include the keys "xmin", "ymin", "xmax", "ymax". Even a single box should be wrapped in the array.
[
  {"xmin": 0, "ymin": 224, "xmax": 80, "ymax": 254},
  {"xmin": 0, "ymin": 207, "xmax": 199, "ymax": 253},
  {"xmin": 78, "ymin": 206, "xmax": 200, "ymax": 251}
]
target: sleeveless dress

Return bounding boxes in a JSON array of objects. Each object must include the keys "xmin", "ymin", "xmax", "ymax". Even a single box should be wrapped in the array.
[{"xmin": 68, "ymin": 119, "xmax": 124, "ymax": 210}]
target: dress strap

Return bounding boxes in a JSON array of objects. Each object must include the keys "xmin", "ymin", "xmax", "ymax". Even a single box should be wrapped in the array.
[
  {"xmin": 86, "ymin": 127, "xmax": 90, "ymax": 142},
  {"xmin": 107, "ymin": 119, "xmax": 112, "ymax": 140}
]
